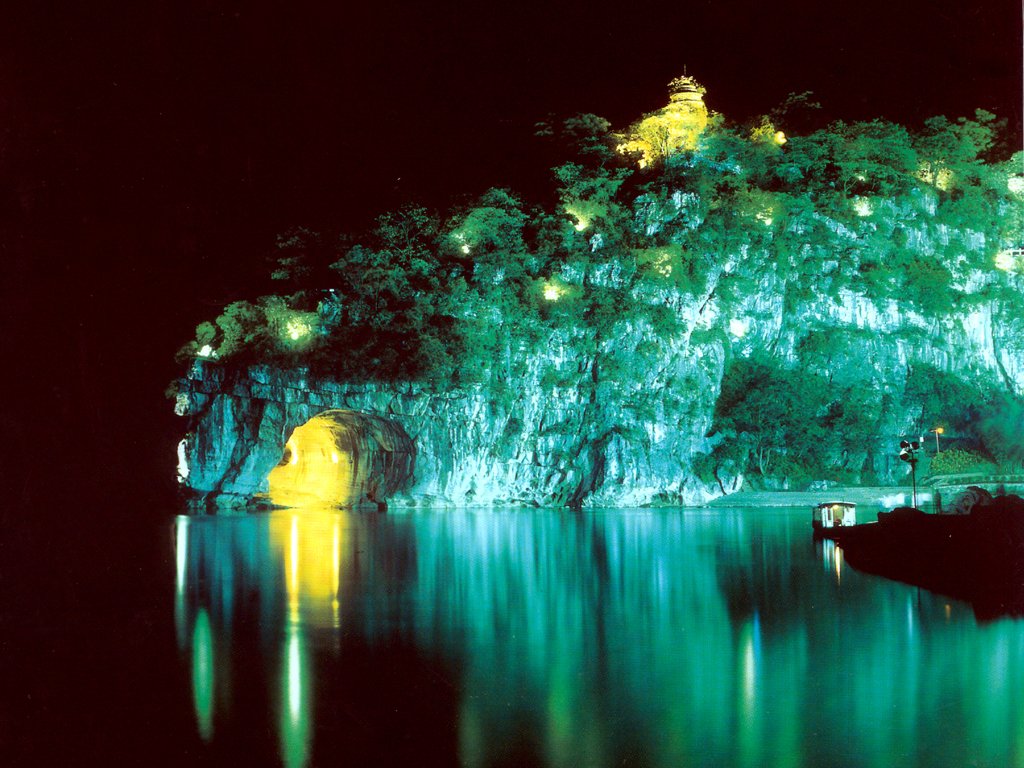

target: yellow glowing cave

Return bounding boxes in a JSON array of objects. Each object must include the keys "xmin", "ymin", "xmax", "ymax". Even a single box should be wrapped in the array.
[{"xmin": 267, "ymin": 410, "xmax": 415, "ymax": 509}]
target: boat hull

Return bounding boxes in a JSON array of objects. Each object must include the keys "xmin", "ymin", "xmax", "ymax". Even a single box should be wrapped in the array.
[{"xmin": 823, "ymin": 497, "xmax": 1024, "ymax": 619}]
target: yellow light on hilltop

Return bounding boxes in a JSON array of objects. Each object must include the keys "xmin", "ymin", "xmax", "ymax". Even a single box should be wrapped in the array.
[
  {"xmin": 543, "ymin": 284, "xmax": 561, "ymax": 301},
  {"xmin": 461, "ymin": 244, "xmax": 471, "ymax": 254},
  {"xmin": 773, "ymin": 131, "xmax": 787, "ymax": 145}
]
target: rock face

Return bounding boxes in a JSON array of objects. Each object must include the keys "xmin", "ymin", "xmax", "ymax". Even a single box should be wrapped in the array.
[
  {"xmin": 176, "ymin": 329, "xmax": 727, "ymax": 507},
  {"xmin": 175, "ymin": 186, "xmax": 1022, "ymax": 509}
]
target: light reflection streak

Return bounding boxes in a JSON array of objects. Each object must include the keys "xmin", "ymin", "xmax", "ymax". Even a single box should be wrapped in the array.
[
  {"xmin": 192, "ymin": 609, "xmax": 214, "ymax": 742},
  {"xmin": 280, "ymin": 623, "xmax": 311, "ymax": 768},
  {"xmin": 288, "ymin": 514, "xmax": 300, "ymax": 623},
  {"xmin": 175, "ymin": 516, "xmax": 188, "ymax": 595}
]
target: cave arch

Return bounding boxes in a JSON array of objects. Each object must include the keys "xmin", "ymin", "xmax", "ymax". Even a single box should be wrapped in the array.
[{"xmin": 266, "ymin": 410, "xmax": 415, "ymax": 508}]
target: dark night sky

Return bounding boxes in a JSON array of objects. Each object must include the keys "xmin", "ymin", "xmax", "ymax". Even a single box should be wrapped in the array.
[{"xmin": 2, "ymin": 0, "xmax": 1021, "ymax": 503}]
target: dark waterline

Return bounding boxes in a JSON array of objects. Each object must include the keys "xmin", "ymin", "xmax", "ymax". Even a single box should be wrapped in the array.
[{"xmin": 8, "ymin": 507, "xmax": 1024, "ymax": 767}]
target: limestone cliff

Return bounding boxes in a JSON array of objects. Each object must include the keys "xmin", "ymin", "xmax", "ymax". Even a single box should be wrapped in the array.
[
  {"xmin": 174, "ymin": 109, "xmax": 1023, "ymax": 508},
  {"xmin": 176, "ymin": 321, "xmax": 728, "ymax": 508},
  {"xmin": 175, "ymin": 244, "xmax": 1021, "ymax": 508}
]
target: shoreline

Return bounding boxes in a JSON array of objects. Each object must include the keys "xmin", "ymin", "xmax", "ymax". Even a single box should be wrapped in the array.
[{"xmin": 708, "ymin": 486, "xmax": 923, "ymax": 509}]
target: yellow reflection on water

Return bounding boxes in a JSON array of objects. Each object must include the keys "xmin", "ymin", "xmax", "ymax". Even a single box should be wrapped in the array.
[
  {"xmin": 176, "ymin": 511, "xmax": 349, "ymax": 765},
  {"xmin": 820, "ymin": 539, "xmax": 843, "ymax": 585},
  {"xmin": 273, "ymin": 510, "xmax": 346, "ymax": 629}
]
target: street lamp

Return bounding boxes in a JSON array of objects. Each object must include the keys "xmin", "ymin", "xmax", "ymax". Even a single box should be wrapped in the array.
[
  {"xmin": 899, "ymin": 439, "xmax": 921, "ymax": 509},
  {"xmin": 930, "ymin": 426, "xmax": 944, "ymax": 453}
]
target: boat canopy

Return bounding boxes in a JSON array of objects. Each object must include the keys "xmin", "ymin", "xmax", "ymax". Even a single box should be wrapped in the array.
[{"xmin": 813, "ymin": 501, "xmax": 857, "ymax": 529}]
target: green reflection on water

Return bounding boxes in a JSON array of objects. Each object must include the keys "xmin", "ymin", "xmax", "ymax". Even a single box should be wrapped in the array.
[
  {"xmin": 279, "ymin": 623, "xmax": 311, "ymax": 768},
  {"xmin": 191, "ymin": 609, "xmax": 214, "ymax": 742},
  {"xmin": 173, "ymin": 508, "xmax": 1024, "ymax": 767}
]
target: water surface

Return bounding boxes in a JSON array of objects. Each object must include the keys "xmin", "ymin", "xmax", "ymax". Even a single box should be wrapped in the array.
[{"xmin": 167, "ymin": 506, "xmax": 1024, "ymax": 767}]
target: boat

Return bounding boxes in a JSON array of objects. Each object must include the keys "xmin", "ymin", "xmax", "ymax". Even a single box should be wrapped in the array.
[
  {"xmin": 821, "ymin": 496, "xmax": 1024, "ymax": 619},
  {"xmin": 811, "ymin": 501, "xmax": 857, "ymax": 533}
]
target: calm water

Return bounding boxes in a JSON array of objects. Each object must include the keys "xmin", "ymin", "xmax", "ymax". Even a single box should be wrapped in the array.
[
  {"xmin": 11, "ymin": 507, "xmax": 1023, "ymax": 766},
  {"xmin": 159, "ymin": 507, "xmax": 1024, "ymax": 768}
]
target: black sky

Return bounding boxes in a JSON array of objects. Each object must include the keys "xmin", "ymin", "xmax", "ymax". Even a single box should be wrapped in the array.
[{"xmin": 2, "ymin": 0, "xmax": 1021, "ymax": 504}]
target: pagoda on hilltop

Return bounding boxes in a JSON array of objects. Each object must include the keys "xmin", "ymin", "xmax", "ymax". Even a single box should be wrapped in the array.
[{"xmin": 617, "ymin": 74, "xmax": 710, "ymax": 167}]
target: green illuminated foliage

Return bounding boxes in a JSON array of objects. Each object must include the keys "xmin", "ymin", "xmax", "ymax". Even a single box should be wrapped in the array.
[
  {"xmin": 708, "ymin": 357, "xmax": 830, "ymax": 481},
  {"xmin": 928, "ymin": 449, "xmax": 998, "ymax": 477}
]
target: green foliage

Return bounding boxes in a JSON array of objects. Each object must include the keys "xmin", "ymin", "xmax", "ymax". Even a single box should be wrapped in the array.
[
  {"xmin": 928, "ymin": 449, "xmax": 998, "ymax": 477},
  {"xmin": 978, "ymin": 394, "xmax": 1024, "ymax": 469},
  {"xmin": 903, "ymin": 365, "xmax": 985, "ymax": 436},
  {"xmin": 709, "ymin": 356, "xmax": 833, "ymax": 481}
]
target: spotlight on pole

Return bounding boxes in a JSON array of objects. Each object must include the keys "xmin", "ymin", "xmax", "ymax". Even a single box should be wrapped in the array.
[{"xmin": 898, "ymin": 439, "xmax": 921, "ymax": 509}]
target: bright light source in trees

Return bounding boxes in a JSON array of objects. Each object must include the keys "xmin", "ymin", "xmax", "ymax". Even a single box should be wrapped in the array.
[
  {"xmin": 285, "ymin": 318, "xmax": 313, "ymax": 342},
  {"xmin": 917, "ymin": 164, "xmax": 954, "ymax": 191},
  {"xmin": 453, "ymin": 232, "xmax": 472, "ymax": 254},
  {"xmin": 652, "ymin": 251, "xmax": 673, "ymax": 276},
  {"xmin": 729, "ymin": 318, "xmax": 748, "ymax": 337},
  {"xmin": 564, "ymin": 204, "xmax": 591, "ymax": 231},
  {"xmin": 853, "ymin": 197, "xmax": 873, "ymax": 217},
  {"xmin": 1009, "ymin": 177, "xmax": 1024, "ymax": 194},
  {"xmin": 544, "ymin": 284, "xmax": 561, "ymax": 301},
  {"xmin": 198, "ymin": 344, "xmax": 214, "ymax": 358},
  {"xmin": 773, "ymin": 131, "xmax": 787, "ymax": 145},
  {"xmin": 177, "ymin": 439, "xmax": 190, "ymax": 483},
  {"xmin": 995, "ymin": 250, "xmax": 1021, "ymax": 272}
]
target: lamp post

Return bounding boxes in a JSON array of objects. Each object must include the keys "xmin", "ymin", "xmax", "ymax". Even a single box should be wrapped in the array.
[
  {"xmin": 899, "ymin": 439, "xmax": 921, "ymax": 509},
  {"xmin": 930, "ymin": 426, "xmax": 944, "ymax": 454}
]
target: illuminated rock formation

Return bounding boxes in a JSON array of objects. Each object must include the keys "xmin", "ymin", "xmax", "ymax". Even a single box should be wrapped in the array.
[
  {"xmin": 267, "ymin": 410, "xmax": 414, "ymax": 508},
  {"xmin": 177, "ymin": 381, "xmax": 418, "ymax": 508},
  {"xmin": 176, "ymin": 338, "xmax": 727, "ymax": 508}
]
